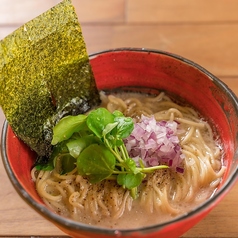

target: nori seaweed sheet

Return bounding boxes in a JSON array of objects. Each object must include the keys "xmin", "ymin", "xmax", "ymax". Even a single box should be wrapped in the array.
[{"xmin": 0, "ymin": 0, "xmax": 100, "ymax": 156}]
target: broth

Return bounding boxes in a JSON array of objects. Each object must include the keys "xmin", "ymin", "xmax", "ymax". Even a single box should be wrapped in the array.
[{"xmin": 32, "ymin": 91, "xmax": 225, "ymax": 229}]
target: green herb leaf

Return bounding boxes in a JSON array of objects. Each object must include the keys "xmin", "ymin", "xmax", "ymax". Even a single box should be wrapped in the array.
[
  {"xmin": 54, "ymin": 153, "xmax": 76, "ymax": 174},
  {"xmin": 113, "ymin": 115, "xmax": 134, "ymax": 139},
  {"xmin": 121, "ymin": 158, "xmax": 137, "ymax": 172},
  {"xmin": 86, "ymin": 108, "xmax": 114, "ymax": 138},
  {"xmin": 47, "ymin": 140, "xmax": 76, "ymax": 174},
  {"xmin": 77, "ymin": 144, "xmax": 116, "ymax": 183},
  {"xmin": 102, "ymin": 122, "xmax": 119, "ymax": 136},
  {"xmin": 35, "ymin": 163, "xmax": 54, "ymax": 171},
  {"xmin": 49, "ymin": 107, "xmax": 169, "ymax": 199},
  {"xmin": 112, "ymin": 110, "xmax": 124, "ymax": 117},
  {"xmin": 66, "ymin": 135, "xmax": 100, "ymax": 158},
  {"xmin": 104, "ymin": 112, "xmax": 134, "ymax": 147},
  {"xmin": 52, "ymin": 114, "xmax": 87, "ymax": 145},
  {"xmin": 117, "ymin": 173, "xmax": 144, "ymax": 190},
  {"xmin": 35, "ymin": 156, "xmax": 54, "ymax": 171}
]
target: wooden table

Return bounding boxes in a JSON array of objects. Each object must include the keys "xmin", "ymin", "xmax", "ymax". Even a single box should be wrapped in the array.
[{"xmin": 0, "ymin": 0, "xmax": 238, "ymax": 237}]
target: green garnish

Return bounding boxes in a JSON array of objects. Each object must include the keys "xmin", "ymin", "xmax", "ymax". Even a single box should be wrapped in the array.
[{"xmin": 38, "ymin": 108, "xmax": 168, "ymax": 199}]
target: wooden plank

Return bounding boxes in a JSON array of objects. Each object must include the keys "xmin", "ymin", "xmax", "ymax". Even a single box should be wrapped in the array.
[
  {"xmin": 0, "ymin": 0, "xmax": 61, "ymax": 24},
  {"xmin": 0, "ymin": 0, "xmax": 125, "ymax": 25},
  {"xmin": 221, "ymin": 76, "xmax": 238, "ymax": 95},
  {"xmin": 80, "ymin": 24, "xmax": 238, "ymax": 77},
  {"xmin": 80, "ymin": 25, "xmax": 114, "ymax": 53},
  {"xmin": 0, "ymin": 26, "xmax": 20, "ymax": 40},
  {"xmin": 127, "ymin": 0, "xmax": 238, "ymax": 23},
  {"xmin": 72, "ymin": 0, "xmax": 126, "ymax": 23},
  {"xmin": 2, "ymin": 23, "xmax": 238, "ymax": 77}
]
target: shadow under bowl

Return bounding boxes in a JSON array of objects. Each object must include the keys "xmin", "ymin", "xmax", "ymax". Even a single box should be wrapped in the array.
[{"xmin": 1, "ymin": 48, "xmax": 238, "ymax": 238}]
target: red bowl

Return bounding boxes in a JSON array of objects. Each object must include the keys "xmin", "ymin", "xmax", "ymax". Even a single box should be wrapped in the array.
[{"xmin": 2, "ymin": 48, "xmax": 238, "ymax": 238}]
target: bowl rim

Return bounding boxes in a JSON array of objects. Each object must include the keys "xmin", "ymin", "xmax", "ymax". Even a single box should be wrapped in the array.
[{"xmin": 1, "ymin": 47, "xmax": 238, "ymax": 236}]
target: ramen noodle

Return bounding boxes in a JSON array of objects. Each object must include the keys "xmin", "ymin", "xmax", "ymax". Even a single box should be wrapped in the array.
[{"xmin": 31, "ymin": 92, "xmax": 225, "ymax": 229}]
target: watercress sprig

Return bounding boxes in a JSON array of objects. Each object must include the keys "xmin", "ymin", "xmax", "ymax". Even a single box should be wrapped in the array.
[{"xmin": 37, "ymin": 107, "xmax": 168, "ymax": 199}]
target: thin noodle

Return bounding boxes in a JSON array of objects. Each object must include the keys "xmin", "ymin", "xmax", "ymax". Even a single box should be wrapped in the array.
[{"xmin": 32, "ymin": 92, "xmax": 225, "ymax": 228}]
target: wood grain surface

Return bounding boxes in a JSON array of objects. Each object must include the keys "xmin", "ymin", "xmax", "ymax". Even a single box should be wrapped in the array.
[{"xmin": 0, "ymin": 0, "xmax": 238, "ymax": 237}]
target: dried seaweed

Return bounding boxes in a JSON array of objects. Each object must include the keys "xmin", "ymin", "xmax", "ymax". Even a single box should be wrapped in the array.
[{"xmin": 0, "ymin": 0, "xmax": 100, "ymax": 156}]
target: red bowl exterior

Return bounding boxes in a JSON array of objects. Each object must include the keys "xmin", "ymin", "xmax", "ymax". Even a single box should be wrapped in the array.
[
  {"xmin": 2, "ymin": 48, "xmax": 238, "ymax": 238},
  {"xmin": 90, "ymin": 49, "xmax": 237, "ymax": 176}
]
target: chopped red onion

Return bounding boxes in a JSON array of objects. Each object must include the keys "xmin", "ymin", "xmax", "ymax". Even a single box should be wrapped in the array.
[{"xmin": 124, "ymin": 115, "xmax": 184, "ymax": 172}]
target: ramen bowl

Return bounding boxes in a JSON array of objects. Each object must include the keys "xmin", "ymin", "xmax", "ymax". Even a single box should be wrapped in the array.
[{"xmin": 1, "ymin": 48, "xmax": 238, "ymax": 238}]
